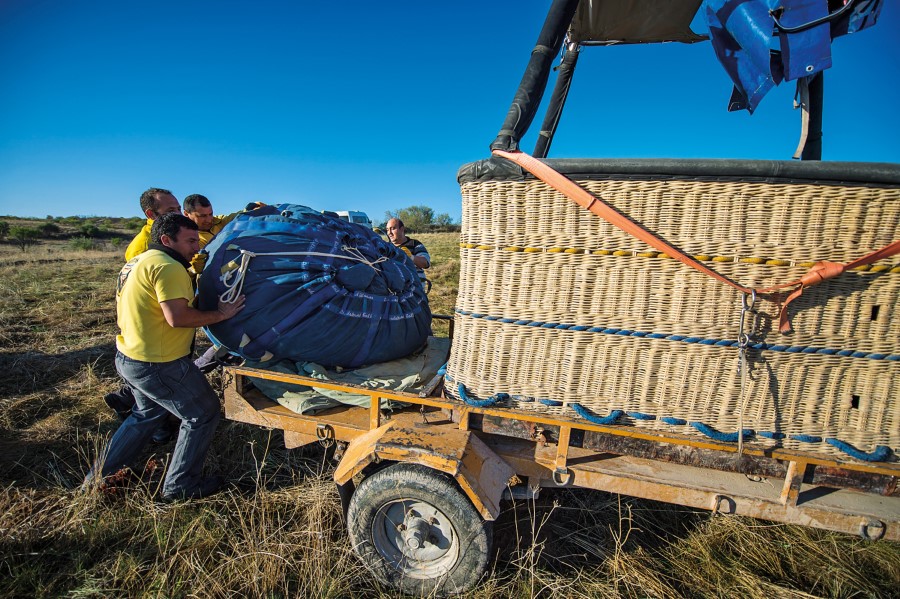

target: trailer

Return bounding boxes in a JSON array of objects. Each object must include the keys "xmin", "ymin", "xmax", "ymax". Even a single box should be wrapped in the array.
[
  {"xmin": 213, "ymin": 0, "xmax": 898, "ymax": 595},
  {"xmin": 221, "ymin": 340, "xmax": 899, "ymax": 595}
]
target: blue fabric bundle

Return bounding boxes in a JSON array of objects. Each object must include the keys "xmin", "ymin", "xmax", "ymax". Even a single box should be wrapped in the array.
[
  {"xmin": 197, "ymin": 204, "xmax": 431, "ymax": 368},
  {"xmin": 704, "ymin": 0, "xmax": 882, "ymax": 112}
]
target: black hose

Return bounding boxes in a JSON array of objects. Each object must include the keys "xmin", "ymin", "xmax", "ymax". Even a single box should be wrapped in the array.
[{"xmin": 489, "ymin": 0, "xmax": 581, "ymax": 152}]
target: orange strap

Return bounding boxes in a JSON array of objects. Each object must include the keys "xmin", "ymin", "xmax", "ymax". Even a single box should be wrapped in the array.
[
  {"xmin": 759, "ymin": 241, "xmax": 900, "ymax": 332},
  {"xmin": 493, "ymin": 149, "xmax": 900, "ymax": 333},
  {"xmin": 492, "ymin": 149, "xmax": 753, "ymax": 293}
]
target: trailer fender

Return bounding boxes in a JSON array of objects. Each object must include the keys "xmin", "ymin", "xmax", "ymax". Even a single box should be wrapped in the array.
[{"xmin": 333, "ymin": 419, "xmax": 515, "ymax": 520}]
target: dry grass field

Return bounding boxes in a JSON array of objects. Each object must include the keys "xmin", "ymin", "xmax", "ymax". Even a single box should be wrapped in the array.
[{"xmin": 0, "ymin": 218, "xmax": 897, "ymax": 598}]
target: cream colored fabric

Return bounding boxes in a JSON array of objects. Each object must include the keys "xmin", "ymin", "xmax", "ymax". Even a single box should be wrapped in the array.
[{"xmin": 248, "ymin": 337, "xmax": 450, "ymax": 414}]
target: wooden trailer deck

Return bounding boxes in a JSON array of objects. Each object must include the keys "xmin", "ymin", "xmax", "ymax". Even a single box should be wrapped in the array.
[{"xmin": 223, "ymin": 365, "xmax": 900, "ymax": 541}]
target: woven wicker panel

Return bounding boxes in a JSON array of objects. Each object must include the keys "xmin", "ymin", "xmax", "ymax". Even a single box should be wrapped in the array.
[
  {"xmin": 446, "ymin": 315, "xmax": 898, "ymax": 458},
  {"xmin": 449, "ymin": 174, "xmax": 900, "ymax": 461},
  {"xmin": 461, "ymin": 179, "xmax": 900, "ymax": 262},
  {"xmin": 457, "ymin": 248, "xmax": 900, "ymax": 353}
]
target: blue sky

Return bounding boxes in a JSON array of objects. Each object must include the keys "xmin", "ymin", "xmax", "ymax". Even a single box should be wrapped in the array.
[{"xmin": 1, "ymin": 1, "xmax": 897, "ymax": 223}]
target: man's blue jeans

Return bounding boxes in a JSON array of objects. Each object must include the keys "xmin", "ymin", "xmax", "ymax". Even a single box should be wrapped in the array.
[{"xmin": 86, "ymin": 351, "xmax": 221, "ymax": 496}]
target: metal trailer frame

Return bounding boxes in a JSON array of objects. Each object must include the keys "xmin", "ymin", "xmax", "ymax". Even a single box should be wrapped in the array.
[{"xmin": 222, "ymin": 361, "xmax": 899, "ymax": 542}]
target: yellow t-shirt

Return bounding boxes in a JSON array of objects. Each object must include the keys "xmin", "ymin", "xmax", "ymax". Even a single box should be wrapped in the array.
[
  {"xmin": 115, "ymin": 250, "xmax": 196, "ymax": 362},
  {"xmin": 198, "ymin": 212, "xmax": 240, "ymax": 248},
  {"xmin": 124, "ymin": 219, "xmax": 153, "ymax": 261}
]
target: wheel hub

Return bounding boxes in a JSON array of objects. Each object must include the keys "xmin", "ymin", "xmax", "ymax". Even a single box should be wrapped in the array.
[
  {"xmin": 372, "ymin": 499, "xmax": 459, "ymax": 578},
  {"xmin": 402, "ymin": 515, "xmax": 432, "ymax": 549}
]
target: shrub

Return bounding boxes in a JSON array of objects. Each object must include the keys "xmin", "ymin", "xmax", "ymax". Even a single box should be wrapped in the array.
[
  {"xmin": 38, "ymin": 222, "xmax": 61, "ymax": 237},
  {"xmin": 69, "ymin": 236, "xmax": 97, "ymax": 251},
  {"xmin": 0, "ymin": 220, "xmax": 9, "ymax": 240},
  {"xmin": 80, "ymin": 223, "xmax": 101, "ymax": 237},
  {"xmin": 9, "ymin": 226, "xmax": 40, "ymax": 251}
]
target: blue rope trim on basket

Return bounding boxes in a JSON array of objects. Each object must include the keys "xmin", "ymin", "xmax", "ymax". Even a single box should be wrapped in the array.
[
  {"xmin": 456, "ymin": 383, "xmax": 508, "ymax": 408},
  {"xmin": 690, "ymin": 422, "xmax": 754, "ymax": 442},
  {"xmin": 824, "ymin": 439, "xmax": 893, "ymax": 462},
  {"xmin": 570, "ymin": 403, "xmax": 624, "ymax": 425},
  {"xmin": 627, "ymin": 411, "xmax": 656, "ymax": 420},
  {"xmin": 454, "ymin": 310, "xmax": 900, "ymax": 361},
  {"xmin": 446, "ymin": 381, "xmax": 894, "ymax": 462}
]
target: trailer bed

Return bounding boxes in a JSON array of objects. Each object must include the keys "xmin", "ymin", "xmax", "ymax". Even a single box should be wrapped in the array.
[{"xmin": 223, "ymin": 365, "xmax": 900, "ymax": 541}]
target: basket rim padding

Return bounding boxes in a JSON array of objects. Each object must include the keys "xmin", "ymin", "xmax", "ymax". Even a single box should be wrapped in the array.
[{"xmin": 458, "ymin": 157, "xmax": 900, "ymax": 187}]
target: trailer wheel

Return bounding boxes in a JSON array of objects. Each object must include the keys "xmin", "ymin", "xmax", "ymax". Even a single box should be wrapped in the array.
[{"xmin": 346, "ymin": 463, "xmax": 492, "ymax": 596}]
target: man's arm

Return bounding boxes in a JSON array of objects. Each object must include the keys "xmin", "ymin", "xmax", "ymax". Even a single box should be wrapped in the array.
[
  {"xmin": 159, "ymin": 295, "xmax": 246, "ymax": 328},
  {"xmin": 411, "ymin": 242, "xmax": 431, "ymax": 269},
  {"xmin": 412, "ymin": 254, "xmax": 430, "ymax": 269}
]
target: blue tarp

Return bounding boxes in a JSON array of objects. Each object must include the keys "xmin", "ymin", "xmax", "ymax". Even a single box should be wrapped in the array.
[
  {"xmin": 197, "ymin": 204, "xmax": 431, "ymax": 368},
  {"xmin": 704, "ymin": 0, "xmax": 882, "ymax": 112}
]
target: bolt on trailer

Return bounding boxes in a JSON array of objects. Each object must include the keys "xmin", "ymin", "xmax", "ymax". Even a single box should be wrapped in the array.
[{"xmin": 221, "ymin": 0, "xmax": 899, "ymax": 596}]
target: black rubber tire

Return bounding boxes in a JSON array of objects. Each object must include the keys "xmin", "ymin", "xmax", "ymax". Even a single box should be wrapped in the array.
[{"xmin": 346, "ymin": 463, "xmax": 492, "ymax": 596}]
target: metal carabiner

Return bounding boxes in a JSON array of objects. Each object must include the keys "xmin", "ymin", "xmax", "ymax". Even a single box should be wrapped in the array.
[
  {"xmin": 737, "ymin": 290, "xmax": 757, "ymax": 348},
  {"xmin": 736, "ymin": 290, "xmax": 758, "ymax": 375},
  {"xmin": 742, "ymin": 289, "xmax": 757, "ymax": 313}
]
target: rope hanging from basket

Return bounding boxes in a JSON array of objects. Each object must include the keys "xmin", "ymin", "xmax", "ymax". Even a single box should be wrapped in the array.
[{"xmin": 492, "ymin": 149, "xmax": 900, "ymax": 334}]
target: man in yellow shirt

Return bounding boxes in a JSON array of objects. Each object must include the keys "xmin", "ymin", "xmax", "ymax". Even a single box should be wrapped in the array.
[
  {"xmin": 85, "ymin": 213, "xmax": 246, "ymax": 501},
  {"xmin": 107, "ymin": 188, "xmax": 183, "ymax": 435},
  {"xmin": 181, "ymin": 193, "xmax": 243, "ymax": 274},
  {"xmin": 124, "ymin": 188, "xmax": 182, "ymax": 261},
  {"xmin": 182, "ymin": 194, "xmax": 241, "ymax": 248}
]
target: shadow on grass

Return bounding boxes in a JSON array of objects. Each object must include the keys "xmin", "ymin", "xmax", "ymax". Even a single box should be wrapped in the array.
[{"xmin": 0, "ymin": 342, "xmax": 117, "ymax": 399}]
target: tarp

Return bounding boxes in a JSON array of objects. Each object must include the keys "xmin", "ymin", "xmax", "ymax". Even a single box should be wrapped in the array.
[
  {"xmin": 197, "ymin": 204, "xmax": 431, "ymax": 368},
  {"xmin": 246, "ymin": 336, "xmax": 450, "ymax": 414},
  {"xmin": 704, "ymin": 0, "xmax": 883, "ymax": 112}
]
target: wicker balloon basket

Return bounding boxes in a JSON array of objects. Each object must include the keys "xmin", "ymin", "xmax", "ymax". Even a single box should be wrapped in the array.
[{"xmin": 445, "ymin": 158, "xmax": 900, "ymax": 461}]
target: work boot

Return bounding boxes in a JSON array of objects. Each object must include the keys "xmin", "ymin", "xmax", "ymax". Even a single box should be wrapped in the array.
[
  {"xmin": 161, "ymin": 475, "xmax": 225, "ymax": 502},
  {"xmin": 104, "ymin": 386, "xmax": 135, "ymax": 421}
]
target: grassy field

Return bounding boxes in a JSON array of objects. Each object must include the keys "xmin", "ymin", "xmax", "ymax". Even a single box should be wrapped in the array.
[{"xmin": 0, "ymin": 220, "xmax": 898, "ymax": 598}]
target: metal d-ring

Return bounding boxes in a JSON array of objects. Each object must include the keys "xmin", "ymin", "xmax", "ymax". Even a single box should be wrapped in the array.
[
  {"xmin": 315, "ymin": 423, "xmax": 335, "ymax": 448},
  {"xmin": 552, "ymin": 467, "xmax": 572, "ymax": 486},
  {"xmin": 860, "ymin": 519, "xmax": 886, "ymax": 541}
]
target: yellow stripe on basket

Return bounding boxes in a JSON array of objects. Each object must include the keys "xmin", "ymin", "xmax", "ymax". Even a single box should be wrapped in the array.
[{"xmin": 459, "ymin": 244, "xmax": 899, "ymax": 273}]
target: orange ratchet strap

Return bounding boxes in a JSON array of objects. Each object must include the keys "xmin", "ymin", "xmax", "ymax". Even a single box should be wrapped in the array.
[{"xmin": 493, "ymin": 149, "xmax": 900, "ymax": 333}]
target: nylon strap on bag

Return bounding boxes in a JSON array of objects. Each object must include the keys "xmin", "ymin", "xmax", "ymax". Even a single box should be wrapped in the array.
[{"xmin": 492, "ymin": 149, "xmax": 900, "ymax": 333}]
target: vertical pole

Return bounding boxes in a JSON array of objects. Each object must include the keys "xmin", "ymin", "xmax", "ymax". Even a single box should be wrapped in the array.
[
  {"xmin": 533, "ymin": 42, "xmax": 581, "ymax": 158},
  {"xmin": 780, "ymin": 460, "xmax": 808, "ymax": 506},
  {"xmin": 369, "ymin": 394, "xmax": 381, "ymax": 430},
  {"xmin": 490, "ymin": 0, "xmax": 581, "ymax": 152},
  {"xmin": 800, "ymin": 72, "xmax": 823, "ymax": 160}
]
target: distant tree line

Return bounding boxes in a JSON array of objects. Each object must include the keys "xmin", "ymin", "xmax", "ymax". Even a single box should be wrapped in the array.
[
  {"xmin": 0, "ymin": 215, "xmax": 144, "ymax": 252},
  {"xmin": 382, "ymin": 205, "xmax": 459, "ymax": 233}
]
